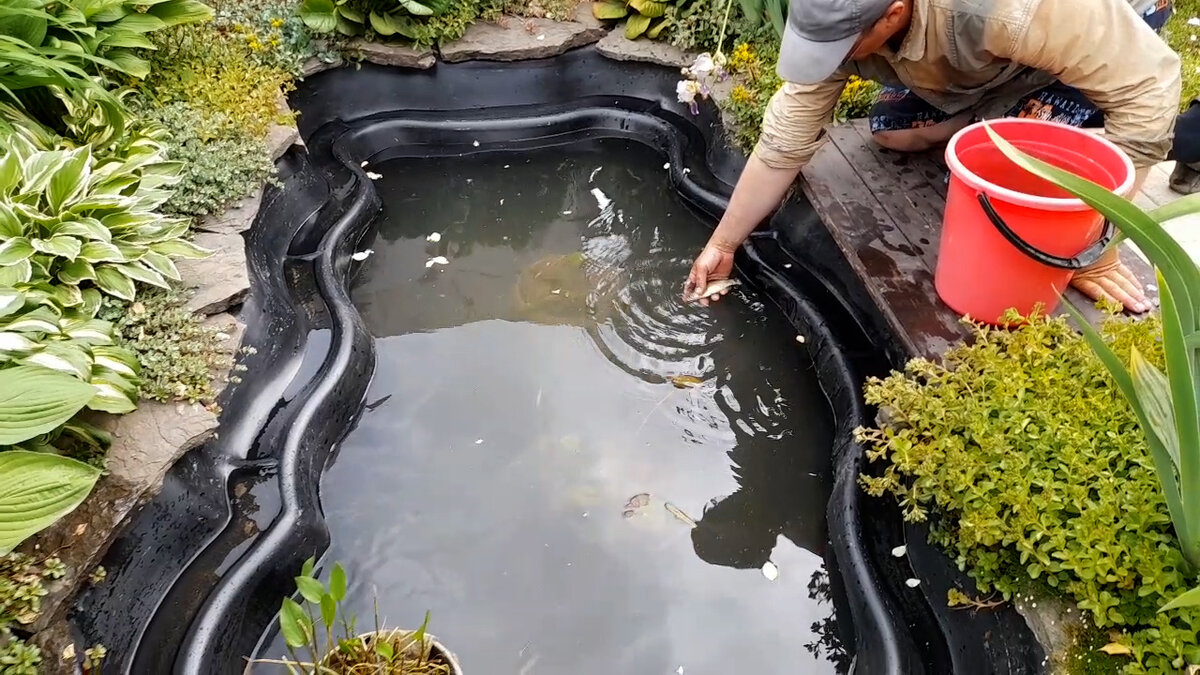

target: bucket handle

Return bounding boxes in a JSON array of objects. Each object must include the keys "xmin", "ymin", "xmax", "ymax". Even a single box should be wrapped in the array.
[{"xmin": 976, "ymin": 193, "xmax": 1114, "ymax": 270}]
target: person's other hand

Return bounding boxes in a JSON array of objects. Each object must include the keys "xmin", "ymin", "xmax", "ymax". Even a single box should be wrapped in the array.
[{"xmin": 684, "ymin": 243, "xmax": 736, "ymax": 306}]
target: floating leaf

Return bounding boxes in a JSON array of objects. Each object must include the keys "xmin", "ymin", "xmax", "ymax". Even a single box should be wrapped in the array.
[{"xmin": 670, "ymin": 375, "xmax": 703, "ymax": 389}]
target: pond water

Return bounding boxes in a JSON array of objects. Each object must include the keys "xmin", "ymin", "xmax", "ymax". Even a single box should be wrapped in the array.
[{"xmin": 257, "ymin": 139, "xmax": 848, "ymax": 673}]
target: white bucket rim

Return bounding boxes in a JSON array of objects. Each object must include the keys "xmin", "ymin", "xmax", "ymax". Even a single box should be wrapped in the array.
[{"xmin": 944, "ymin": 118, "xmax": 1136, "ymax": 213}]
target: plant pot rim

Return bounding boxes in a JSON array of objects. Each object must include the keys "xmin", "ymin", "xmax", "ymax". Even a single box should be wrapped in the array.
[{"xmin": 321, "ymin": 629, "xmax": 464, "ymax": 675}]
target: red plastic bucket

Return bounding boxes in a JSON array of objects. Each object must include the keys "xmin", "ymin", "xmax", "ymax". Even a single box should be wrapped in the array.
[{"xmin": 936, "ymin": 118, "xmax": 1134, "ymax": 324}]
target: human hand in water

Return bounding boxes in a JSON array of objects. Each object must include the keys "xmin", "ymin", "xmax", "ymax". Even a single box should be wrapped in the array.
[{"xmin": 683, "ymin": 242, "xmax": 736, "ymax": 306}]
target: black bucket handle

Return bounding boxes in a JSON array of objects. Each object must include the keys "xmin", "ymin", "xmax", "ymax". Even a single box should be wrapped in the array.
[{"xmin": 976, "ymin": 193, "xmax": 1114, "ymax": 270}]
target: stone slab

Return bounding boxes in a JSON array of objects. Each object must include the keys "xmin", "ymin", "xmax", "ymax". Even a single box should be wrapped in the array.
[
  {"xmin": 347, "ymin": 39, "xmax": 436, "ymax": 69},
  {"xmin": 301, "ymin": 54, "xmax": 344, "ymax": 78},
  {"xmin": 595, "ymin": 28, "xmax": 694, "ymax": 68},
  {"xmin": 176, "ymin": 232, "xmax": 250, "ymax": 316},
  {"xmin": 19, "ymin": 402, "xmax": 217, "ymax": 632},
  {"xmin": 266, "ymin": 122, "xmax": 300, "ymax": 161},
  {"xmin": 28, "ymin": 620, "xmax": 78, "ymax": 675},
  {"xmin": 439, "ymin": 16, "xmax": 605, "ymax": 63},
  {"xmin": 195, "ymin": 183, "xmax": 265, "ymax": 235}
]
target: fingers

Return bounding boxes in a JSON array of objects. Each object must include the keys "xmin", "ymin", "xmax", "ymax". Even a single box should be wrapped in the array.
[{"xmin": 1071, "ymin": 271, "xmax": 1150, "ymax": 314}]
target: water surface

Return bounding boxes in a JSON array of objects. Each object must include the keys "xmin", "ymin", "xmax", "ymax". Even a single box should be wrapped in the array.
[{"xmin": 260, "ymin": 139, "xmax": 848, "ymax": 673}]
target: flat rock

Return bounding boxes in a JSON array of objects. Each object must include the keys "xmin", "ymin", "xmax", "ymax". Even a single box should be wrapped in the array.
[
  {"xmin": 27, "ymin": 620, "xmax": 78, "ymax": 675},
  {"xmin": 347, "ymin": 39, "xmax": 435, "ymax": 69},
  {"xmin": 300, "ymin": 53, "xmax": 344, "ymax": 78},
  {"xmin": 266, "ymin": 122, "xmax": 300, "ymax": 161},
  {"xmin": 203, "ymin": 312, "xmax": 247, "ymax": 398},
  {"xmin": 595, "ymin": 29, "xmax": 694, "ymax": 68},
  {"xmin": 1014, "ymin": 595, "xmax": 1084, "ymax": 674},
  {"xmin": 439, "ymin": 16, "xmax": 605, "ymax": 63},
  {"xmin": 176, "ymin": 232, "xmax": 249, "ymax": 316},
  {"xmin": 101, "ymin": 400, "xmax": 219, "ymax": 490},
  {"xmin": 195, "ymin": 184, "xmax": 265, "ymax": 235}
]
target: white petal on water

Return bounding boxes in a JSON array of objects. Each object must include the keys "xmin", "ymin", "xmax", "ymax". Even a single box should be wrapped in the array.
[
  {"xmin": 591, "ymin": 187, "xmax": 612, "ymax": 210},
  {"xmin": 795, "ymin": 335, "xmax": 806, "ymax": 344},
  {"xmin": 500, "ymin": 198, "xmax": 505, "ymax": 205},
  {"xmin": 562, "ymin": 210, "xmax": 572, "ymax": 215},
  {"xmin": 351, "ymin": 249, "xmax": 374, "ymax": 261},
  {"xmin": 365, "ymin": 171, "xmax": 382, "ymax": 180},
  {"xmin": 475, "ymin": 439, "xmax": 484, "ymax": 445},
  {"xmin": 473, "ymin": 140, "xmax": 480, "ymax": 147},
  {"xmin": 761, "ymin": 561, "xmax": 779, "ymax": 581},
  {"xmin": 677, "ymin": 668, "xmax": 685, "ymax": 675},
  {"xmin": 891, "ymin": 545, "xmax": 907, "ymax": 557},
  {"xmin": 906, "ymin": 578, "xmax": 921, "ymax": 588},
  {"xmin": 427, "ymin": 232, "xmax": 442, "ymax": 243},
  {"xmin": 360, "ymin": 160, "xmax": 369, "ymax": 167},
  {"xmin": 425, "ymin": 256, "xmax": 449, "ymax": 268},
  {"xmin": 588, "ymin": 166, "xmax": 602, "ymax": 183},
  {"xmin": 662, "ymin": 163, "xmax": 670, "ymax": 169}
]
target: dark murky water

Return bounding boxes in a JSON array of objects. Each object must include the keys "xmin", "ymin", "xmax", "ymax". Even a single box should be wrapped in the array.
[{"xmin": 258, "ymin": 139, "xmax": 848, "ymax": 673}]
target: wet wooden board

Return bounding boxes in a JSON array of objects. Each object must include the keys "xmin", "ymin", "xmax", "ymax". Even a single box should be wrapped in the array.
[{"xmin": 801, "ymin": 118, "xmax": 1158, "ymax": 363}]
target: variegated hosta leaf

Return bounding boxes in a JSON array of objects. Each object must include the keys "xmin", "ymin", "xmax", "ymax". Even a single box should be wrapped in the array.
[
  {"xmin": 57, "ymin": 259, "xmax": 96, "ymax": 285},
  {"xmin": 53, "ymin": 218, "xmax": 112, "ymax": 242},
  {"xmin": 151, "ymin": 238, "xmax": 210, "ymax": 260},
  {"xmin": 0, "ymin": 260, "xmax": 33, "ymax": 286},
  {"xmin": 0, "ymin": 237, "xmax": 33, "ymax": 265},
  {"xmin": 60, "ymin": 317, "xmax": 114, "ymax": 345},
  {"xmin": 19, "ymin": 342, "xmax": 94, "ymax": 380},
  {"xmin": 0, "ymin": 203, "xmax": 20, "ymax": 238},
  {"xmin": 116, "ymin": 261, "xmax": 168, "ymax": 289},
  {"xmin": 0, "ymin": 331, "xmax": 37, "ymax": 356},
  {"xmin": 20, "ymin": 149, "xmax": 72, "ymax": 196},
  {"xmin": 139, "ymin": 250, "xmax": 180, "ymax": 281},
  {"xmin": 45, "ymin": 146, "xmax": 92, "ymax": 212},
  {"xmin": 79, "ymin": 288, "xmax": 102, "ymax": 318},
  {"xmin": 87, "ymin": 369, "xmax": 139, "ymax": 414},
  {"xmin": 94, "ymin": 264, "xmax": 135, "ymax": 301},
  {"xmin": 0, "ymin": 288, "xmax": 20, "ymax": 318},
  {"xmin": 3, "ymin": 306, "xmax": 61, "ymax": 334},
  {"xmin": 31, "ymin": 235, "xmax": 82, "ymax": 262},
  {"xmin": 92, "ymin": 345, "xmax": 139, "ymax": 378},
  {"xmin": 78, "ymin": 240, "xmax": 126, "ymax": 264}
]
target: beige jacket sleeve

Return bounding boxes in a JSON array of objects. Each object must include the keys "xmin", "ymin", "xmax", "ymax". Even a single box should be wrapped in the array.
[
  {"xmin": 990, "ymin": 0, "xmax": 1181, "ymax": 168},
  {"xmin": 751, "ymin": 74, "xmax": 849, "ymax": 169}
]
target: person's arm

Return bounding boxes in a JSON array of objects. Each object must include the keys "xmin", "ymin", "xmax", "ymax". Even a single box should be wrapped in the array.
[
  {"xmin": 991, "ymin": 0, "xmax": 1181, "ymax": 169},
  {"xmin": 686, "ymin": 76, "xmax": 847, "ymax": 301}
]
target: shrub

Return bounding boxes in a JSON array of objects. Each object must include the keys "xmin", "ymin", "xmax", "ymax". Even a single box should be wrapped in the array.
[
  {"xmin": 139, "ymin": 24, "xmax": 295, "ymax": 138},
  {"xmin": 99, "ymin": 289, "xmax": 233, "ymax": 406},
  {"xmin": 591, "ymin": 0, "xmax": 677, "ymax": 40},
  {"xmin": 143, "ymin": 102, "xmax": 275, "ymax": 217},
  {"xmin": 0, "ymin": 553, "xmax": 66, "ymax": 675},
  {"xmin": 299, "ymin": 0, "xmax": 495, "ymax": 46},
  {"xmin": 857, "ymin": 310, "xmax": 1200, "ymax": 673}
]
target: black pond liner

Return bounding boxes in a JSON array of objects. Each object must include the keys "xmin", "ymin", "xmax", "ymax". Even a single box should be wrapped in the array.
[{"xmin": 72, "ymin": 47, "xmax": 1044, "ymax": 674}]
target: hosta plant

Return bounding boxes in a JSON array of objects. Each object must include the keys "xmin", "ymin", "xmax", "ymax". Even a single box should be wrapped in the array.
[
  {"xmin": 0, "ymin": 287, "xmax": 140, "ymax": 413},
  {"xmin": 299, "ymin": 0, "xmax": 453, "ymax": 40},
  {"xmin": 0, "ymin": 130, "xmax": 210, "ymax": 305},
  {"xmin": 985, "ymin": 126, "xmax": 1200, "ymax": 615},
  {"xmin": 0, "ymin": 365, "xmax": 103, "ymax": 556},
  {"xmin": 592, "ymin": 0, "xmax": 675, "ymax": 39},
  {"xmin": 734, "ymin": 0, "xmax": 786, "ymax": 38}
]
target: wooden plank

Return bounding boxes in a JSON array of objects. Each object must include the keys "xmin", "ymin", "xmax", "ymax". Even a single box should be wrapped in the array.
[
  {"xmin": 801, "ymin": 136, "xmax": 972, "ymax": 361},
  {"xmin": 838, "ymin": 122, "xmax": 947, "ymax": 272}
]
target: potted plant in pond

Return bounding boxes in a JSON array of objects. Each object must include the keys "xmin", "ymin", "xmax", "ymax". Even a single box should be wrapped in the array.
[{"xmin": 249, "ymin": 558, "xmax": 463, "ymax": 674}]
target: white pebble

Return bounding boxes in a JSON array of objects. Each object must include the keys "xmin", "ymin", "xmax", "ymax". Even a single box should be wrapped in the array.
[
  {"xmin": 351, "ymin": 249, "xmax": 374, "ymax": 261},
  {"xmin": 783, "ymin": 263, "xmax": 792, "ymax": 268},
  {"xmin": 891, "ymin": 545, "xmax": 907, "ymax": 557},
  {"xmin": 905, "ymin": 578, "xmax": 921, "ymax": 588},
  {"xmin": 504, "ymin": 164, "xmax": 510, "ymax": 169},
  {"xmin": 426, "ymin": 256, "xmax": 449, "ymax": 268},
  {"xmin": 761, "ymin": 561, "xmax": 779, "ymax": 581}
]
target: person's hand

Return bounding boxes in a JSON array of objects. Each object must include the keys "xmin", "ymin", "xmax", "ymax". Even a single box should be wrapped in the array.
[
  {"xmin": 1070, "ymin": 246, "xmax": 1151, "ymax": 314},
  {"xmin": 683, "ymin": 242, "xmax": 736, "ymax": 306}
]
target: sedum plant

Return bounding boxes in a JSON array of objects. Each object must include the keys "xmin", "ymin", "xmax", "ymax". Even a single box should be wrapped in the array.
[
  {"xmin": 0, "ymin": 365, "xmax": 103, "ymax": 556},
  {"xmin": 985, "ymin": 126, "xmax": 1200, "ymax": 614},
  {"xmin": 592, "ymin": 0, "xmax": 675, "ymax": 39}
]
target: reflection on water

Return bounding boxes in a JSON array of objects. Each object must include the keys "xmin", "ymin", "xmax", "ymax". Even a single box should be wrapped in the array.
[{"xmin": 259, "ymin": 139, "xmax": 847, "ymax": 673}]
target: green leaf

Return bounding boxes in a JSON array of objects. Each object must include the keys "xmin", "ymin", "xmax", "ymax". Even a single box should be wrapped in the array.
[
  {"xmin": 6, "ymin": 306, "xmax": 61, "ymax": 333},
  {"xmin": 98, "ymin": 29, "xmax": 156, "ymax": 50},
  {"xmin": 592, "ymin": 1, "xmax": 628, "ymax": 19},
  {"xmin": 61, "ymin": 318, "xmax": 113, "ymax": 344},
  {"xmin": 112, "ymin": 11, "xmax": 168, "ymax": 33},
  {"xmin": 368, "ymin": 10, "xmax": 403, "ymax": 35},
  {"xmin": 0, "ymin": 0, "xmax": 49, "ymax": 46},
  {"xmin": 147, "ymin": 0, "xmax": 214, "ymax": 27},
  {"xmin": 150, "ymin": 238, "xmax": 210, "ymax": 259},
  {"xmin": 92, "ymin": 346, "xmax": 138, "ymax": 378},
  {"xmin": 103, "ymin": 50, "xmax": 151, "ymax": 79},
  {"xmin": 1161, "ymin": 584, "xmax": 1200, "ymax": 612},
  {"xmin": 295, "ymin": 575, "xmax": 325, "ymax": 604},
  {"xmin": 0, "ymin": 365, "xmax": 95, "ymax": 444},
  {"xmin": 85, "ymin": 381, "xmax": 137, "ymax": 414},
  {"xmin": 0, "ymin": 287, "xmax": 21, "ymax": 318},
  {"xmin": 646, "ymin": 17, "xmax": 670, "ymax": 38},
  {"xmin": 320, "ymin": 593, "xmax": 336, "ymax": 629},
  {"xmin": 138, "ymin": 250, "xmax": 179, "ymax": 281},
  {"xmin": 279, "ymin": 597, "xmax": 311, "ymax": 649},
  {"xmin": 625, "ymin": 13, "xmax": 652, "ymax": 38},
  {"xmin": 78, "ymin": 241, "xmax": 126, "ymax": 263},
  {"xmin": 411, "ymin": 609, "xmax": 431, "ymax": 648},
  {"xmin": 46, "ymin": 146, "xmax": 91, "ymax": 212},
  {"xmin": 54, "ymin": 219, "xmax": 112, "ymax": 243},
  {"xmin": 329, "ymin": 562, "xmax": 347, "ymax": 602},
  {"xmin": 299, "ymin": 0, "xmax": 338, "ymax": 32},
  {"xmin": 0, "ymin": 237, "xmax": 33, "ymax": 265},
  {"xmin": 79, "ymin": 288, "xmax": 102, "ymax": 317},
  {"xmin": 1157, "ymin": 273, "xmax": 1200, "ymax": 493},
  {"xmin": 32, "ymin": 235, "xmax": 82, "ymax": 261},
  {"xmin": 376, "ymin": 638, "xmax": 394, "ymax": 661},
  {"xmin": 94, "ymin": 265, "xmax": 135, "ymax": 301},
  {"xmin": 0, "ymin": 204, "xmax": 22, "ymax": 239},
  {"xmin": 57, "ymin": 259, "xmax": 96, "ymax": 286},
  {"xmin": 629, "ymin": 0, "xmax": 669, "ymax": 17},
  {"xmin": 21, "ymin": 342, "xmax": 93, "ymax": 380},
  {"xmin": 398, "ymin": 0, "xmax": 434, "ymax": 15},
  {"xmin": 337, "ymin": 4, "xmax": 363, "ymax": 22},
  {"xmin": 300, "ymin": 556, "xmax": 315, "ymax": 578},
  {"xmin": 0, "ymin": 260, "xmax": 32, "ymax": 286},
  {"xmin": 0, "ymin": 331, "xmax": 37, "ymax": 356},
  {"xmin": 0, "ymin": 450, "xmax": 101, "ymax": 555},
  {"xmin": 116, "ymin": 262, "xmax": 167, "ymax": 289}
]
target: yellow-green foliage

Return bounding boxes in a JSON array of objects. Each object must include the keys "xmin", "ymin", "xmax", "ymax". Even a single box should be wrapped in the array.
[
  {"xmin": 211, "ymin": 0, "xmax": 321, "ymax": 76},
  {"xmin": 857, "ymin": 310, "xmax": 1200, "ymax": 674},
  {"xmin": 139, "ymin": 24, "xmax": 295, "ymax": 138},
  {"xmin": 0, "ymin": 553, "xmax": 67, "ymax": 675},
  {"xmin": 722, "ymin": 41, "xmax": 879, "ymax": 151},
  {"xmin": 1164, "ymin": 0, "xmax": 1200, "ymax": 111}
]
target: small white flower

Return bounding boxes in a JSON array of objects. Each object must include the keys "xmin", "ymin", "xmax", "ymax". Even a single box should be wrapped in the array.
[
  {"xmin": 690, "ymin": 53, "xmax": 716, "ymax": 77},
  {"xmin": 891, "ymin": 545, "xmax": 907, "ymax": 557},
  {"xmin": 426, "ymin": 256, "xmax": 449, "ymax": 268},
  {"xmin": 351, "ymin": 249, "xmax": 374, "ymax": 261},
  {"xmin": 676, "ymin": 79, "xmax": 701, "ymax": 104},
  {"xmin": 427, "ymin": 232, "xmax": 441, "ymax": 243},
  {"xmin": 905, "ymin": 578, "xmax": 921, "ymax": 588}
]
